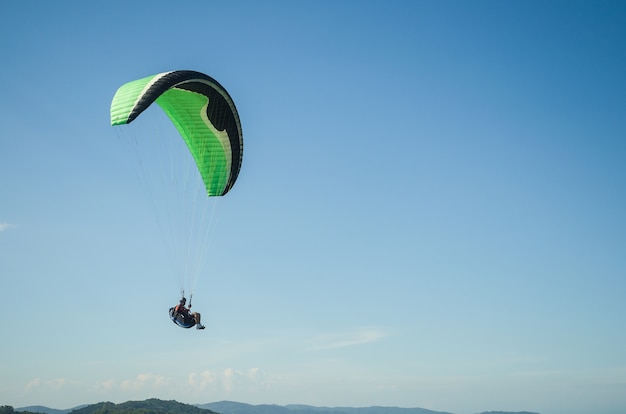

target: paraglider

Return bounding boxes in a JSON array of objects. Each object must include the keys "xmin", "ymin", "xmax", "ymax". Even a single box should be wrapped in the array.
[
  {"xmin": 110, "ymin": 70, "xmax": 243, "ymax": 330},
  {"xmin": 169, "ymin": 297, "xmax": 205, "ymax": 329}
]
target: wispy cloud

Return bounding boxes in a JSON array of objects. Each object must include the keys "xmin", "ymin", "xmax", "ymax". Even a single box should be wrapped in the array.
[
  {"xmin": 24, "ymin": 377, "xmax": 41, "ymax": 392},
  {"xmin": 87, "ymin": 368, "xmax": 267, "ymax": 399},
  {"xmin": 0, "ymin": 222, "xmax": 17, "ymax": 232},
  {"xmin": 187, "ymin": 368, "xmax": 264, "ymax": 393},
  {"xmin": 20, "ymin": 368, "xmax": 283, "ymax": 407},
  {"xmin": 188, "ymin": 370, "xmax": 216, "ymax": 389},
  {"xmin": 303, "ymin": 328, "xmax": 387, "ymax": 352},
  {"xmin": 119, "ymin": 372, "xmax": 170, "ymax": 391},
  {"xmin": 23, "ymin": 377, "xmax": 78, "ymax": 393},
  {"xmin": 221, "ymin": 367, "xmax": 263, "ymax": 392}
]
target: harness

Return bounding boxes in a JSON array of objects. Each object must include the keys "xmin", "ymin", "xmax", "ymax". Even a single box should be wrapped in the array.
[{"xmin": 169, "ymin": 307, "xmax": 195, "ymax": 328}]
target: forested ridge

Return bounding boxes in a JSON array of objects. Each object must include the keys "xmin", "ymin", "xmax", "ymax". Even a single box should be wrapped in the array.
[
  {"xmin": 72, "ymin": 399, "xmax": 217, "ymax": 414},
  {"xmin": 8, "ymin": 400, "xmax": 542, "ymax": 414},
  {"xmin": 8, "ymin": 400, "xmax": 217, "ymax": 414}
]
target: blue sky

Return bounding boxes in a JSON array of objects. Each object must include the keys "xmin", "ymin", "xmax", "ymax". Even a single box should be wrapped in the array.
[{"xmin": 1, "ymin": 1, "xmax": 625, "ymax": 414}]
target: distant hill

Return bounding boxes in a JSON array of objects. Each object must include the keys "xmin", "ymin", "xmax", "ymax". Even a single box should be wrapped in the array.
[
  {"xmin": 16, "ymin": 399, "xmax": 215, "ymax": 414},
  {"xmin": 198, "ymin": 401, "xmax": 454, "ymax": 414},
  {"xmin": 475, "ymin": 412, "xmax": 540, "ymax": 414},
  {"xmin": 13, "ymin": 400, "xmax": 542, "ymax": 414},
  {"xmin": 71, "ymin": 399, "xmax": 217, "ymax": 414},
  {"xmin": 16, "ymin": 407, "xmax": 67, "ymax": 414},
  {"xmin": 15, "ymin": 407, "xmax": 87, "ymax": 414}
]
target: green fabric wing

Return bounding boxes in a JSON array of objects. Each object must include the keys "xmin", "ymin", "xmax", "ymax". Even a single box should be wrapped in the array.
[{"xmin": 110, "ymin": 71, "xmax": 243, "ymax": 196}]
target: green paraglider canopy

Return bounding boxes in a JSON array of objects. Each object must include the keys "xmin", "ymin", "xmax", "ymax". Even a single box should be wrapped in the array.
[{"xmin": 110, "ymin": 70, "xmax": 243, "ymax": 196}]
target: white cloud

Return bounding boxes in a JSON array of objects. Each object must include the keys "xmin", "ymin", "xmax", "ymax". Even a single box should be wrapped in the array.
[
  {"xmin": 23, "ymin": 377, "xmax": 78, "ymax": 395},
  {"xmin": 223, "ymin": 368, "xmax": 236, "ymax": 392},
  {"xmin": 120, "ymin": 372, "xmax": 169, "ymax": 391},
  {"xmin": 188, "ymin": 370, "xmax": 216, "ymax": 389},
  {"xmin": 21, "ymin": 369, "xmax": 272, "ymax": 406},
  {"xmin": 48, "ymin": 378, "xmax": 72, "ymax": 390},
  {"xmin": 248, "ymin": 367, "xmax": 259, "ymax": 381},
  {"xmin": 186, "ymin": 367, "xmax": 266, "ymax": 395},
  {"xmin": 24, "ymin": 377, "xmax": 41, "ymax": 392},
  {"xmin": 0, "ymin": 223, "xmax": 16, "ymax": 232},
  {"xmin": 95, "ymin": 379, "xmax": 116, "ymax": 391}
]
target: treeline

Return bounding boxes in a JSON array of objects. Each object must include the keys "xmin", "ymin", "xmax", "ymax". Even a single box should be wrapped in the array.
[
  {"xmin": 6, "ymin": 400, "xmax": 218, "ymax": 414},
  {"xmin": 2, "ymin": 407, "xmax": 39, "ymax": 414},
  {"xmin": 72, "ymin": 400, "xmax": 217, "ymax": 414}
]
